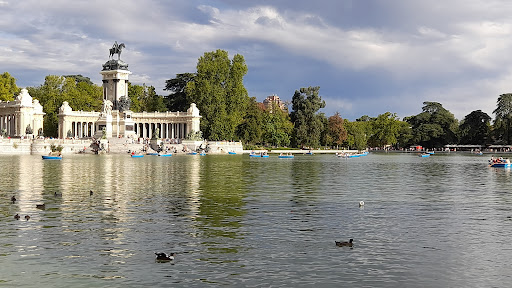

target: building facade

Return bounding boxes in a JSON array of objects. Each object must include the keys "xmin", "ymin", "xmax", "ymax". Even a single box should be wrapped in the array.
[{"xmin": 0, "ymin": 88, "xmax": 45, "ymax": 138}]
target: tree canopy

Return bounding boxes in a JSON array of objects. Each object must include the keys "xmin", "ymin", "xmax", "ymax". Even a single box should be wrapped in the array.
[
  {"xmin": 493, "ymin": 93, "xmax": 512, "ymax": 144},
  {"xmin": 27, "ymin": 75, "xmax": 102, "ymax": 137},
  {"xmin": 185, "ymin": 49, "xmax": 249, "ymax": 140},
  {"xmin": 164, "ymin": 72, "xmax": 195, "ymax": 112},
  {"xmin": 459, "ymin": 110, "xmax": 491, "ymax": 145},
  {"xmin": 405, "ymin": 102, "xmax": 458, "ymax": 148},
  {"xmin": 0, "ymin": 72, "xmax": 20, "ymax": 101},
  {"xmin": 290, "ymin": 86, "xmax": 326, "ymax": 148}
]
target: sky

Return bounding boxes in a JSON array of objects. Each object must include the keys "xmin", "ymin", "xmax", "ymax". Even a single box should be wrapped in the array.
[{"xmin": 1, "ymin": 0, "xmax": 512, "ymax": 121}]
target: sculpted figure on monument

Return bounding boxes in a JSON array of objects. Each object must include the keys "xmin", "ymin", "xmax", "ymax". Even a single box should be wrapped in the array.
[
  {"xmin": 109, "ymin": 41, "xmax": 126, "ymax": 60},
  {"xmin": 102, "ymin": 100, "xmax": 113, "ymax": 115}
]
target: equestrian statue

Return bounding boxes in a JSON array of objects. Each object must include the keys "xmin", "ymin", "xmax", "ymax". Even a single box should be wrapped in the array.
[{"xmin": 109, "ymin": 41, "xmax": 125, "ymax": 60}]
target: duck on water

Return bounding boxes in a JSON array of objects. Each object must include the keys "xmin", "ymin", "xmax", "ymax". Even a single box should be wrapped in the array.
[
  {"xmin": 155, "ymin": 252, "xmax": 176, "ymax": 262},
  {"xmin": 335, "ymin": 239, "xmax": 354, "ymax": 247}
]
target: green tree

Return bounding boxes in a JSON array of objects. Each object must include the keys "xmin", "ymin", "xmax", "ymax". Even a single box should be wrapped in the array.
[
  {"xmin": 459, "ymin": 110, "xmax": 491, "ymax": 145},
  {"xmin": 396, "ymin": 121, "xmax": 413, "ymax": 149},
  {"xmin": 144, "ymin": 85, "xmax": 167, "ymax": 112},
  {"xmin": 493, "ymin": 93, "xmax": 512, "ymax": 144},
  {"xmin": 290, "ymin": 86, "xmax": 326, "ymax": 148},
  {"xmin": 128, "ymin": 82, "xmax": 144, "ymax": 112},
  {"xmin": 27, "ymin": 75, "xmax": 102, "ymax": 137},
  {"xmin": 325, "ymin": 112, "xmax": 347, "ymax": 148},
  {"xmin": 164, "ymin": 72, "xmax": 195, "ymax": 111},
  {"xmin": 128, "ymin": 83, "xmax": 166, "ymax": 112},
  {"xmin": 262, "ymin": 102, "xmax": 293, "ymax": 147},
  {"xmin": 237, "ymin": 97, "xmax": 265, "ymax": 145},
  {"xmin": 368, "ymin": 112, "xmax": 403, "ymax": 148},
  {"xmin": 63, "ymin": 74, "xmax": 94, "ymax": 85},
  {"xmin": 186, "ymin": 49, "xmax": 249, "ymax": 140},
  {"xmin": 27, "ymin": 75, "xmax": 67, "ymax": 137},
  {"xmin": 405, "ymin": 102, "xmax": 458, "ymax": 148},
  {"xmin": 343, "ymin": 120, "xmax": 368, "ymax": 151},
  {"xmin": 0, "ymin": 72, "xmax": 20, "ymax": 101}
]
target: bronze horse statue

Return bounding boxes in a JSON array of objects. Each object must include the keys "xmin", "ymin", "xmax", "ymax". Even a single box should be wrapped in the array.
[{"xmin": 109, "ymin": 41, "xmax": 125, "ymax": 60}]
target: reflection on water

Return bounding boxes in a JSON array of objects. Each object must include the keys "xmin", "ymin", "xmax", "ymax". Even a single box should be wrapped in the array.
[{"xmin": 0, "ymin": 153, "xmax": 512, "ymax": 287}]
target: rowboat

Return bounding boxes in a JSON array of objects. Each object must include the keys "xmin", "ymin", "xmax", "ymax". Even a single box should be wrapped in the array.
[
  {"xmin": 158, "ymin": 153, "xmax": 172, "ymax": 157},
  {"xmin": 419, "ymin": 153, "xmax": 430, "ymax": 157},
  {"xmin": 337, "ymin": 151, "xmax": 368, "ymax": 158},
  {"xmin": 490, "ymin": 162, "xmax": 511, "ymax": 168},
  {"xmin": 278, "ymin": 153, "xmax": 294, "ymax": 159},
  {"xmin": 489, "ymin": 158, "xmax": 511, "ymax": 167},
  {"xmin": 250, "ymin": 152, "xmax": 269, "ymax": 158},
  {"xmin": 146, "ymin": 152, "xmax": 159, "ymax": 156},
  {"xmin": 228, "ymin": 151, "xmax": 237, "ymax": 155},
  {"xmin": 42, "ymin": 155, "xmax": 62, "ymax": 160},
  {"xmin": 187, "ymin": 152, "xmax": 198, "ymax": 155},
  {"xmin": 131, "ymin": 154, "xmax": 144, "ymax": 158}
]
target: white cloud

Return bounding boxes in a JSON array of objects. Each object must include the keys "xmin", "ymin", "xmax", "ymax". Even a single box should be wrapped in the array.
[{"xmin": 2, "ymin": 0, "xmax": 512, "ymax": 120}]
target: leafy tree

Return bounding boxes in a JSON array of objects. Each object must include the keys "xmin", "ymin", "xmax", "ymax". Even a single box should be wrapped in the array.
[
  {"xmin": 164, "ymin": 72, "xmax": 195, "ymax": 111},
  {"xmin": 27, "ymin": 75, "xmax": 67, "ymax": 137},
  {"xmin": 0, "ymin": 72, "xmax": 20, "ymax": 101},
  {"xmin": 493, "ymin": 93, "xmax": 512, "ymax": 144},
  {"xmin": 128, "ymin": 83, "xmax": 166, "ymax": 112},
  {"xmin": 405, "ymin": 102, "xmax": 458, "ymax": 148},
  {"xmin": 325, "ymin": 112, "xmax": 347, "ymax": 148},
  {"xmin": 186, "ymin": 49, "xmax": 249, "ymax": 140},
  {"xmin": 262, "ymin": 102, "xmax": 293, "ymax": 147},
  {"xmin": 128, "ymin": 82, "xmax": 144, "ymax": 112},
  {"xmin": 63, "ymin": 74, "xmax": 94, "ymax": 85},
  {"xmin": 368, "ymin": 112, "xmax": 403, "ymax": 148},
  {"xmin": 27, "ymin": 75, "xmax": 102, "ymax": 137},
  {"xmin": 459, "ymin": 110, "xmax": 491, "ymax": 145},
  {"xmin": 343, "ymin": 120, "xmax": 368, "ymax": 151},
  {"xmin": 237, "ymin": 97, "xmax": 265, "ymax": 145},
  {"xmin": 290, "ymin": 86, "xmax": 326, "ymax": 148},
  {"xmin": 144, "ymin": 85, "xmax": 167, "ymax": 112},
  {"xmin": 396, "ymin": 121, "xmax": 413, "ymax": 149}
]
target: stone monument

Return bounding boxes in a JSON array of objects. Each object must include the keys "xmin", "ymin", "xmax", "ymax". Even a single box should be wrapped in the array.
[{"xmin": 95, "ymin": 41, "xmax": 135, "ymax": 138}]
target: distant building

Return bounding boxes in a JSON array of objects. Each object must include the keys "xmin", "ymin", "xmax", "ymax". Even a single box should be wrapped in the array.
[{"xmin": 263, "ymin": 94, "xmax": 287, "ymax": 113}]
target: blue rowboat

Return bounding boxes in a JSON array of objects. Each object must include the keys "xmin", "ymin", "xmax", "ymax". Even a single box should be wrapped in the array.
[
  {"xmin": 250, "ymin": 153, "xmax": 269, "ymax": 158},
  {"xmin": 228, "ymin": 151, "xmax": 237, "ymax": 155},
  {"xmin": 146, "ymin": 152, "xmax": 159, "ymax": 156},
  {"xmin": 278, "ymin": 154, "xmax": 294, "ymax": 159},
  {"xmin": 199, "ymin": 152, "xmax": 206, "ymax": 156},
  {"xmin": 158, "ymin": 153, "xmax": 172, "ymax": 157},
  {"xmin": 42, "ymin": 155, "xmax": 62, "ymax": 160},
  {"xmin": 490, "ymin": 162, "xmax": 511, "ymax": 168},
  {"xmin": 187, "ymin": 152, "xmax": 198, "ymax": 155},
  {"xmin": 419, "ymin": 153, "xmax": 430, "ymax": 157},
  {"xmin": 131, "ymin": 154, "xmax": 144, "ymax": 158}
]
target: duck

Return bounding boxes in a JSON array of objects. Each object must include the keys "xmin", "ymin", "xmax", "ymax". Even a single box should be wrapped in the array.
[
  {"xmin": 14, "ymin": 214, "xmax": 20, "ymax": 220},
  {"xmin": 335, "ymin": 239, "xmax": 353, "ymax": 247},
  {"xmin": 11, "ymin": 195, "xmax": 16, "ymax": 203},
  {"xmin": 36, "ymin": 203, "xmax": 45, "ymax": 210},
  {"xmin": 24, "ymin": 215, "xmax": 30, "ymax": 221},
  {"xmin": 90, "ymin": 190, "xmax": 94, "ymax": 196},
  {"xmin": 155, "ymin": 252, "xmax": 176, "ymax": 261},
  {"xmin": 359, "ymin": 201, "xmax": 365, "ymax": 207}
]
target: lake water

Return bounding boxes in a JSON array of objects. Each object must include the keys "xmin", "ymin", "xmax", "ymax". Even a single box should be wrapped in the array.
[{"xmin": 0, "ymin": 153, "xmax": 511, "ymax": 287}]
